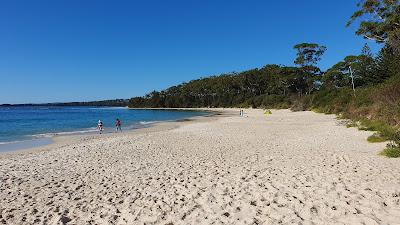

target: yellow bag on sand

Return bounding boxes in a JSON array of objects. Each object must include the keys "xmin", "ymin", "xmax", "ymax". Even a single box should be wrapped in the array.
[{"xmin": 264, "ymin": 110, "xmax": 272, "ymax": 115}]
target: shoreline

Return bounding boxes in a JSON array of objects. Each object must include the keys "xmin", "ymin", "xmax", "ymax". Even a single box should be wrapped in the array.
[
  {"xmin": 0, "ymin": 138, "xmax": 54, "ymax": 153},
  {"xmin": 0, "ymin": 108, "xmax": 223, "ymax": 155},
  {"xmin": 0, "ymin": 108, "xmax": 229, "ymax": 157}
]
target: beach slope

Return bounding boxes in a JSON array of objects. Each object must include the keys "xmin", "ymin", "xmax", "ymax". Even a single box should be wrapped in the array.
[{"xmin": 1, "ymin": 109, "xmax": 399, "ymax": 224}]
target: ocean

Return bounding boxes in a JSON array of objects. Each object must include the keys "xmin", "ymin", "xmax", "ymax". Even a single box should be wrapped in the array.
[{"xmin": 0, "ymin": 106, "xmax": 208, "ymax": 149}]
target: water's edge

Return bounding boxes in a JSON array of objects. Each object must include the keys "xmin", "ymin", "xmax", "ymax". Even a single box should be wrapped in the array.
[
  {"xmin": 0, "ymin": 109, "xmax": 214, "ymax": 153},
  {"xmin": 0, "ymin": 138, "xmax": 53, "ymax": 153}
]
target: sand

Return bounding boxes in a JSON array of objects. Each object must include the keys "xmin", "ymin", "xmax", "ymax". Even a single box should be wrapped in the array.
[{"xmin": 1, "ymin": 109, "xmax": 400, "ymax": 225}]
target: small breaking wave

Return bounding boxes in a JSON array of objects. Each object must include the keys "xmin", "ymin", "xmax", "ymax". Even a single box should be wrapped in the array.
[
  {"xmin": 139, "ymin": 121, "xmax": 158, "ymax": 125},
  {"xmin": 0, "ymin": 140, "xmax": 26, "ymax": 145},
  {"xmin": 30, "ymin": 128, "xmax": 98, "ymax": 138}
]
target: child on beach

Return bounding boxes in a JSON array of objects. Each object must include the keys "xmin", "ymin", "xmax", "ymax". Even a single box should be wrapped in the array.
[
  {"xmin": 115, "ymin": 118, "xmax": 122, "ymax": 132},
  {"xmin": 97, "ymin": 120, "xmax": 103, "ymax": 134}
]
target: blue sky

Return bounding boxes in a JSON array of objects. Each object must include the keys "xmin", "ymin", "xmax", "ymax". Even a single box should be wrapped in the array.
[{"xmin": 0, "ymin": 0, "xmax": 381, "ymax": 104}]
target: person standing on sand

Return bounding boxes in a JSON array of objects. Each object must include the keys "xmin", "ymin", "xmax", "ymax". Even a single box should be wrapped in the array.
[
  {"xmin": 115, "ymin": 118, "xmax": 122, "ymax": 132},
  {"xmin": 97, "ymin": 120, "xmax": 104, "ymax": 134}
]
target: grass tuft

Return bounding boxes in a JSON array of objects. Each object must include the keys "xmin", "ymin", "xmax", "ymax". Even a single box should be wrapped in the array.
[
  {"xmin": 379, "ymin": 147, "xmax": 400, "ymax": 158},
  {"xmin": 346, "ymin": 121, "xmax": 358, "ymax": 128},
  {"xmin": 367, "ymin": 134, "xmax": 387, "ymax": 143},
  {"xmin": 357, "ymin": 119, "xmax": 396, "ymax": 140}
]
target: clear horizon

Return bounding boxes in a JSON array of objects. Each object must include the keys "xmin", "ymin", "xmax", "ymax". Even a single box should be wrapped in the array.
[{"xmin": 0, "ymin": 0, "xmax": 382, "ymax": 104}]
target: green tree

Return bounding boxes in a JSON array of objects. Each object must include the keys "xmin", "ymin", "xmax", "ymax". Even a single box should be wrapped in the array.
[
  {"xmin": 347, "ymin": 0, "xmax": 400, "ymax": 52},
  {"xmin": 293, "ymin": 43, "xmax": 327, "ymax": 95},
  {"xmin": 375, "ymin": 45, "xmax": 400, "ymax": 81},
  {"xmin": 293, "ymin": 43, "xmax": 327, "ymax": 72},
  {"xmin": 324, "ymin": 57, "xmax": 360, "ymax": 88},
  {"xmin": 323, "ymin": 53, "xmax": 376, "ymax": 88},
  {"xmin": 359, "ymin": 43, "xmax": 377, "ymax": 84}
]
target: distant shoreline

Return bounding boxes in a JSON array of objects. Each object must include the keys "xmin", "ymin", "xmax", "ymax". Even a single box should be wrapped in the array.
[{"xmin": 0, "ymin": 99, "xmax": 129, "ymax": 107}]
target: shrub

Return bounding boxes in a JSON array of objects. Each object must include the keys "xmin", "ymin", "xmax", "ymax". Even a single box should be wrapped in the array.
[
  {"xmin": 358, "ymin": 119, "xmax": 396, "ymax": 136},
  {"xmin": 367, "ymin": 134, "xmax": 387, "ymax": 143},
  {"xmin": 390, "ymin": 130, "xmax": 400, "ymax": 146},
  {"xmin": 261, "ymin": 95, "xmax": 290, "ymax": 108},
  {"xmin": 290, "ymin": 95, "xmax": 313, "ymax": 111},
  {"xmin": 308, "ymin": 88, "xmax": 355, "ymax": 114},
  {"xmin": 373, "ymin": 76, "xmax": 400, "ymax": 126},
  {"xmin": 244, "ymin": 94, "xmax": 290, "ymax": 109},
  {"xmin": 380, "ymin": 147, "xmax": 400, "ymax": 158},
  {"xmin": 380, "ymin": 130, "xmax": 400, "ymax": 158}
]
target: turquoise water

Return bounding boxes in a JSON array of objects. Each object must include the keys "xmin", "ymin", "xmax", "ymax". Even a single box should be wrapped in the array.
[{"xmin": 0, "ymin": 106, "xmax": 207, "ymax": 144}]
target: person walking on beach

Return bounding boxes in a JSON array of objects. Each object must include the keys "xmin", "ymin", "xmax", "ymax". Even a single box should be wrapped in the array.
[
  {"xmin": 97, "ymin": 120, "xmax": 104, "ymax": 134},
  {"xmin": 115, "ymin": 118, "xmax": 122, "ymax": 132}
]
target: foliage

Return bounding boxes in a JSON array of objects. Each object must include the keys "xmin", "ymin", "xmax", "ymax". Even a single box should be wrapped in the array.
[
  {"xmin": 358, "ymin": 118, "xmax": 397, "ymax": 139},
  {"xmin": 292, "ymin": 43, "xmax": 327, "ymax": 95},
  {"xmin": 367, "ymin": 133, "xmax": 387, "ymax": 142},
  {"xmin": 347, "ymin": 0, "xmax": 400, "ymax": 52},
  {"xmin": 128, "ymin": 65, "xmax": 314, "ymax": 108},
  {"xmin": 380, "ymin": 146, "xmax": 400, "ymax": 158},
  {"xmin": 293, "ymin": 43, "xmax": 327, "ymax": 70},
  {"xmin": 322, "ymin": 43, "xmax": 395, "ymax": 89},
  {"xmin": 375, "ymin": 46, "xmax": 400, "ymax": 81}
]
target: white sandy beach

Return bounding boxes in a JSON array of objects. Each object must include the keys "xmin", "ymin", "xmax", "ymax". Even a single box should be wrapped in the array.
[{"xmin": 1, "ymin": 109, "xmax": 399, "ymax": 225}]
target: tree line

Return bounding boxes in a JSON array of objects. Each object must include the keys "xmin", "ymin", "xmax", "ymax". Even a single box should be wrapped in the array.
[{"xmin": 128, "ymin": 0, "xmax": 399, "ymax": 109}]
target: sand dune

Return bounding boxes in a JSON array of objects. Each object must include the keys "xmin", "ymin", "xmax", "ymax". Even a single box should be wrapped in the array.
[{"xmin": 1, "ymin": 109, "xmax": 399, "ymax": 225}]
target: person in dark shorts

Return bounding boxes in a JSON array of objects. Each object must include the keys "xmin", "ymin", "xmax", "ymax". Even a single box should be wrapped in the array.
[{"xmin": 115, "ymin": 118, "xmax": 122, "ymax": 132}]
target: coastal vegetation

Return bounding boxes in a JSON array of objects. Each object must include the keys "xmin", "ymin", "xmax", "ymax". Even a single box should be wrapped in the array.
[{"xmin": 128, "ymin": 0, "xmax": 400, "ymax": 157}]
